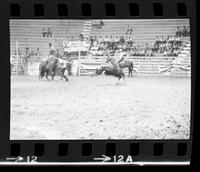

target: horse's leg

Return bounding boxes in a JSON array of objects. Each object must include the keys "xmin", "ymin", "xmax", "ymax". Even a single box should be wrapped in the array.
[
  {"xmin": 129, "ymin": 68, "xmax": 133, "ymax": 78},
  {"xmin": 91, "ymin": 68, "xmax": 102, "ymax": 77},
  {"xmin": 92, "ymin": 68, "xmax": 99, "ymax": 77},
  {"xmin": 46, "ymin": 70, "xmax": 54, "ymax": 81},
  {"xmin": 51, "ymin": 74, "xmax": 55, "ymax": 80},
  {"xmin": 68, "ymin": 67, "xmax": 72, "ymax": 76},
  {"xmin": 63, "ymin": 74, "xmax": 69, "ymax": 81},
  {"xmin": 49, "ymin": 69, "xmax": 56, "ymax": 81},
  {"xmin": 60, "ymin": 74, "xmax": 63, "ymax": 80},
  {"xmin": 61, "ymin": 71, "xmax": 68, "ymax": 81},
  {"xmin": 39, "ymin": 69, "xmax": 44, "ymax": 81},
  {"xmin": 57, "ymin": 69, "xmax": 63, "ymax": 80},
  {"xmin": 122, "ymin": 73, "xmax": 125, "ymax": 81},
  {"xmin": 60, "ymin": 68, "xmax": 68, "ymax": 81},
  {"xmin": 45, "ymin": 72, "xmax": 50, "ymax": 81},
  {"xmin": 91, "ymin": 70, "xmax": 97, "ymax": 77}
]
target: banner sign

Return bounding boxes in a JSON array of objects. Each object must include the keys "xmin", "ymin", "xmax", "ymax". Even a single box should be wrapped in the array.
[
  {"xmin": 63, "ymin": 41, "xmax": 91, "ymax": 52},
  {"xmin": 92, "ymin": 20, "xmax": 104, "ymax": 29}
]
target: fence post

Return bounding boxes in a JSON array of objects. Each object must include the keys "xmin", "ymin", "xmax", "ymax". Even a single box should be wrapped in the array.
[
  {"xmin": 78, "ymin": 51, "xmax": 80, "ymax": 76},
  {"xmin": 16, "ymin": 41, "xmax": 19, "ymax": 75}
]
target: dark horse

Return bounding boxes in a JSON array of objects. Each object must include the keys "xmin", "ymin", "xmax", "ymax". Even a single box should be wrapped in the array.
[
  {"xmin": 118, "ymin": 57, "xmax": 136, "ymax": 77},
  {"xmin": 39, "ymin": 57, "xmax": 69, "ymax": 81},
  {"xmin": 92, "ymin": 66, "xmax": 125, "ymax": 80}
]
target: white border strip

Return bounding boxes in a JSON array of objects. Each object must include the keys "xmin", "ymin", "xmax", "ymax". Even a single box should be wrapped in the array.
[{"xmin": 0, "ymin": 161, "xmax": 190, "ymax": 166}]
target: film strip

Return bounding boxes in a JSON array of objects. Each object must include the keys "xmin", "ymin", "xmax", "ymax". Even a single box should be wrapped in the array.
[{"xmin": 0, "ymin": 0, "xmax": 197, "ymax": 166}]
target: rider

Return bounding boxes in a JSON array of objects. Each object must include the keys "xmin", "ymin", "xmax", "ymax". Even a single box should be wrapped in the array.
[
  {"xmin": 106, "ymin": 53, "xmax": 121, "ymax": 71},
  {"xmin": 117, "ymin": 52, "xmax": 126, "ymax": 63},
  {"xmin": 48, "ymin": 43, "xmax": 56, "ymax": 59}
]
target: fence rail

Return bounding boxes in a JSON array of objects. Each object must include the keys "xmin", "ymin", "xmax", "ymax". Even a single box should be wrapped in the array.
[{"xmin": 10, "ymin": 55, "xmax": 191, "ymax": 77}]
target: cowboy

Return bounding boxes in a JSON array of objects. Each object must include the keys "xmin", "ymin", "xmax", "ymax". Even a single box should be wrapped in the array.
[
  {"xmin": 57, "ymin": 58, "xmax": 69, "ymax": 79},
  {"xmin": 48, "ymin": 43, "xmax": 56, "ymax": 57},
  {"xmin": 106, "ymin": 53, "xmax": 121, "ymax": 71},
  {"xmin": 117, "ymin": 53, "xmax": 126, "ymax": 63}
]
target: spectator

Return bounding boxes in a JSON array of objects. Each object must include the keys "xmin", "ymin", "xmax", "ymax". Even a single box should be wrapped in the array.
[
  {"xmin": 119, "ymin": 36, "xmax": 125, "ymax": 44},
  {"xmin": 56, "ymin": 49, "xmax": 61, "ymax": 58},
  {"xmin": 129, "ymin": 25, "xmax": 133, "ymax": 34},
  {"xmin": 187, "ymin": 26, "xmax": 190, "ymax": 36},
  {"xmin": 24, "ymin": 48, "xmax": 31, "ymax": 62},
  {"xmin": 48, "ymin": 43, "xmax": 56, "ymax": 56},
  {"xmin": 176, "ymin": 26, "xmax": 181, "ymax": 37},
  {"xmin": 182, "ymin": 26, "xmax": 187, "ymax": 36},
  {"xmin": 114, "ymin": 36, "xmax": 119, "ymax": 44},
  {"xmin": 46, "ymin": 28, "xmax": 52, "ymax": 37},
  {"xmin": 79, "ymin": 34, "xmax": 84, "ymax": 41},
  {"xmin": 104, "ymin": 36, "xmax": 109, "ymax": 43},
  {"xmin": 98, "ymin": 36, "xmax": 103, "ymax": 43},
  {"xmin": 35, "ymin": 48, "xmax": 41, "ymax": 56},
  {"xmin": 126, "ymin": 24, "xmax": 130, "ymax": 35},
  {"xmin": 42, "ymin": 28, "xmax": 47, "ymax": 37}
]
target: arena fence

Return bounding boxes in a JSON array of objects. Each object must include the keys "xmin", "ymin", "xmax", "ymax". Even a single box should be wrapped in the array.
[
  {"xmin": 10, "ymin": 55, "xmax": 191, "ymax": 77},
  {"xmin": 79, "ymin": 56, "xmax": 191, "ymax": 77}
]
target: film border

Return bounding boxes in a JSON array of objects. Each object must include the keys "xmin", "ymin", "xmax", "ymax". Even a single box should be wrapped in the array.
[{"xmin": 0, "ymin": 0, "xmax": 197, "ymax": 165}]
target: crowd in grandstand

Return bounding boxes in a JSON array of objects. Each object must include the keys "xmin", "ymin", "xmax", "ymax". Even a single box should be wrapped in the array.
[
  {"xmin": 88, "ymin": 34, "xmax": 182, "ymax": 57},
  {"xmin": 89, "ymin": 35, "xmax": 135, "ymax": 56},
  {"xmin": 37, "ymin": 25, "xmax": 190, "ymax": 58},
  {"xmin": 175, "ymin": 26, "xmax": 190, "ymax": 37},
  {"xmin": 153, "ymin": 35, "xmax": 182, "ymax": 56},
  {"xmin": 88, "ymin": 25, "xmax": 189, "ymax": 57},
  {"xmin": 39, "ymin": 24, "xmax": 189, "ymax": 57}
]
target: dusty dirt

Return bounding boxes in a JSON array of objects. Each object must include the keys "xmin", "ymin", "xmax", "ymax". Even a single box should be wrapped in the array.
[{"xmin": 10, "ymin": 75, "xmax": 191, "ymax": 140}]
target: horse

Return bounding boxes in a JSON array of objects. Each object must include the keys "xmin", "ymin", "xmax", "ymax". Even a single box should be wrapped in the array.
[
  {"xmin": 92, "ymin": 66, "xmax": 125, "ymax": 80},
  {"xmin": 39, "ymin": 57, "xmax": 58, "ymax": 81},
  {"xmin": 39, "ymin": 56, "xmax": 69, "ymax": 81},
  {"xmin": 117, "ymin": 56, "xmax": 136, "ymax": 77}
]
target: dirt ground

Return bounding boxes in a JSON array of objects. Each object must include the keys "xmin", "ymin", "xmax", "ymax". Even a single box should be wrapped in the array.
[{"xmin": 10, "ymin": 75, "xmax": 191, "ymax": 140}]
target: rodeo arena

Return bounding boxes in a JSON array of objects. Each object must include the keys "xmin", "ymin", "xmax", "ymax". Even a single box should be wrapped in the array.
[{"xmin": 10, "ymin": 19, "xmax": 191, "ymax": 140}]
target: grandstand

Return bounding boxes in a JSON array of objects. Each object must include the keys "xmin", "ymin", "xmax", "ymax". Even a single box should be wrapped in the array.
[
  {"xmin": 10, "ymin": 19, "xmax": 191, "ymax": 77},
  {"xmin": 90, "ymin": 19, "xmax": 189, "ymax": 46},
  {"xmin": 10, "ymin": 20, "xmax": 84, "ymax": 56}
]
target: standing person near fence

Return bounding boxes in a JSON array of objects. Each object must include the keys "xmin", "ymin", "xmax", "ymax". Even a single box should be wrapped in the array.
[{"xmin": 21, "ymin": 47, "xmax": 31, "ymax": 75}]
